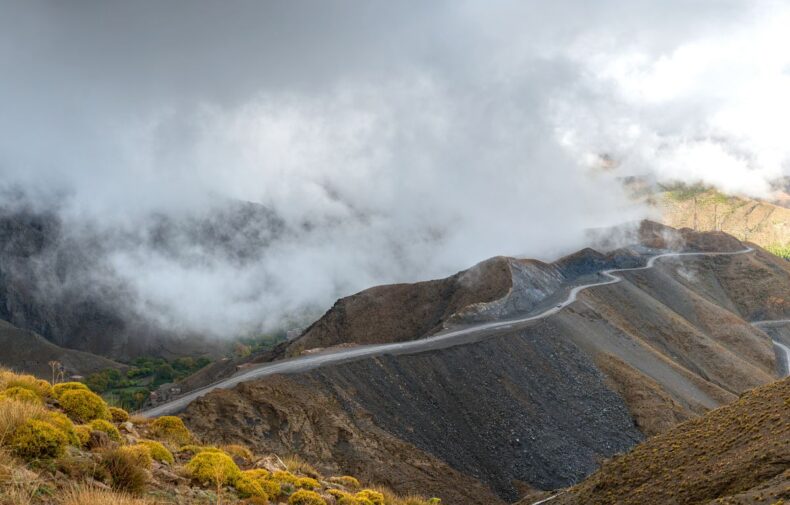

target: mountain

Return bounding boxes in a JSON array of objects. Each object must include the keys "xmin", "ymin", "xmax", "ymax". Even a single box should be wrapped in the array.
[
  {"xmin": 549, "ymin": 376, "xmax": 789, "ymax": 505},
  {"xmin": 658, "ymin": 187, "xmax": 790, "ymax": 256},
  {"xmin": 0, "ymin": 199, "xmax": 282, "ymax": 360},
  {"xmin": 170, "ymin": 222, "xmax": 788, "ymax": 503}
]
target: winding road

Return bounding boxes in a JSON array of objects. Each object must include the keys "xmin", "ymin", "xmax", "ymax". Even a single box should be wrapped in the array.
[{"xmin": 142, "ymin": 246, "xmax": 785, "ymax": 418}]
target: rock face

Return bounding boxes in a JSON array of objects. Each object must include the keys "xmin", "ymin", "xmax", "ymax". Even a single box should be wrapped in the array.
[{"xmin": 182, "ymin": 225, "xmax": 788, "ymax": 503}]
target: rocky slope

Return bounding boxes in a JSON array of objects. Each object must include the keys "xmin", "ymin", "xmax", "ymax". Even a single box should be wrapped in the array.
[
  {"xmin": 549, "ymin": 377, "xmax": 790, "ymax": 505},
  {"xmin": 176, "ymin": 223, "xmax": 787, "ymax": 503},
  {"xmin": 659, "ymin": 188, "xmax": 790, "ymax": 252}
]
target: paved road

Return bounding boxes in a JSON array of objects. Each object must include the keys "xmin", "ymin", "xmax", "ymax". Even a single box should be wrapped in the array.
[{"xmin": 142, "ymin": 246, "xmax": 757, "ymax": 418}]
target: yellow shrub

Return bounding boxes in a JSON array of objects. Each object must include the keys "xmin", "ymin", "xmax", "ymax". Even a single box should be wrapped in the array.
[
  {"xmin": 0, "ymin": 398, "xmax": 49, "ymax": 439},
  {"xmin": 150, "ymin": 416, "xmax": 192, "ymax": 445},
  {"xmin": 8, "ymin": 418, "xmax": 67, "ymax": 459},
  {"xmin": 138, "ymin": 440, "xmax": 174, "ymax": 464},
  {"xmin": 288, "ymin": 489, "xmax": 327, "ymax": 505},
  {"xmin": 0, "ymin": 386, "xmax": 42, "ymax": 404},
  {"xmin": 243, "ymin": 469, "xmax": 271, "ymax": 480},
  {"xmin": 2, "ymin": 373, "xmax": 52, "ymax": 399},
  {"xmin": 120, "ymin": 444, "xmax": 153, "ymax": 470},
  {"xmin": 356, "ymin": 490, "xmax": 385, "ymax": 505},
  {"xmin": 109, "ymin": 406, "xmax": 130, "ymax": 423},
  {"xmin": 296, "ymin": 477, "xmax": 320, "ymax": 489},
  {"xmin": 89, "ymin": 419, "xmax": 122, "ymax": 443},
  {"xmin": 185, "ymin": 451, "xmax": 241, "ymax": 486},
  {"xmin": 235, "ymin": 474, "xmax": 268, "ymax": 499},
  {"xmin": 74, "ymin": 425, "xmax": 92, "ymax": 446},
  {"xmin": 60, "ymin": 389, "xmax": 110, "ymax": 422},
  {"xmin": 328, "ymin": 489, "xmax": 363, "ymax": 505},
  {"xmin": 222, "ymin": 443, "xmax": 254, "ymax": 461},
  {"xmin": 53, "ymin": 382, "xmax": 89, "ymax": 399},
  {"xmin": 329, "ymin": 476, "xmax": 361, "ymax": 489},
  {"xmin": 273, "ymin": 470, "xmax": 298, "ymax": 484},
  {"xmin": 45, "ymin": 411, "xmax": 80, "ymax": 446}
]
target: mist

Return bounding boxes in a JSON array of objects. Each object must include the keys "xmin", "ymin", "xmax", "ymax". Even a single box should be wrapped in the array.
[{"xmin": 0, "ymin": 0, "xmax": 786, "ymax": 338}]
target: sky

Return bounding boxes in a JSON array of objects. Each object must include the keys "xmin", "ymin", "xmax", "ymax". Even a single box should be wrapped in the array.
[{"xmin": 1, "ymin": 0, "xmax": 789, "ymax": 336}]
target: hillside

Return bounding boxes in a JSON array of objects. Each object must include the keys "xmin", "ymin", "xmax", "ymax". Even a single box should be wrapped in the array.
[
  {"xmin": 170, "ymin": 223, "xmax": 788, "ymax": 503},
  {"xmin": 550, "ymin": 377, "xmax": 790, "ymax": 505},
  {"xmin": 0, "ymin": 367, "xmax": 442, "ymax": 505},
  {"xmin": 659, "ymin": 188, "xmax": 790, "ymax": 257}
]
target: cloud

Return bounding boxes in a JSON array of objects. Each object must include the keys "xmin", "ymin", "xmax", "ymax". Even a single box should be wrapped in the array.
[{"xmin": 0, "ymin": 0, "xmax": 785, "ymax": 338}]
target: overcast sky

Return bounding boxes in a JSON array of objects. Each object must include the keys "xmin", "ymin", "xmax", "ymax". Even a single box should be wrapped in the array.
[{"xmin": 1, "ymin": 0, "xmax": 788, "ymax": 336}]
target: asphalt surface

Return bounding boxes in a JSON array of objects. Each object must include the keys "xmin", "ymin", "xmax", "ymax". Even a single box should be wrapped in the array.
[{"xmin": 142, "ymin": 247, "xmax": 758, "ymax": 418}]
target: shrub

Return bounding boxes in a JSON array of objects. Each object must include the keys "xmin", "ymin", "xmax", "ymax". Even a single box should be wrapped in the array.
[
  {"xmin": 288, "ymin": 489, "xmax": 327, "ymax": 505},
  {"xmin": 273, "ymin": 470, "xmax": 298, "ymax": 484},
  {"xmin": 235, "ymin": 474, "xmax": 268, "ymax": 499},
  {"xmin": 241, "ymin": 469, "xmax": 280, "ymax": 498},
  {"xmin": 74, "ymin": 425, "xmax": 92, "ymax": 446},
  {"xmin": 60, "ymin": 389, "xmax": 110, "ymax": 422},
  {"xmin": 100, "ymin": 447, "xmax": 149, "ymax": 494},
  {"xmin": 56, "ymin": 454, "xmax": 108, "ymax": 481},
  {"xmin": 53, "ymin": 382, "xmax": 89, "ymax": 399},
  {"xmin": 185, "ymin": 451, "xmax": 241, "ymax": 486},
  {"xmin": 243, "ymin": 468, "xmax": 271, "ymax": 479},
  {"xmin": 296, "ymin": 477, "xmax": 320, "ymax": 489},
  {"xmin": 356, "ymin": 490, "xmax": 385, "ymax": 505},
  {"xmin": 138, "ymin": 440, "xmax": 174, "ymax": 464},
  {"xmin": 45, "ymin": 411, "xmax": 80, "ymax": 446},
  {"xmin": 8, "ymin": 418, "xmax": 67, "ymax": 459},
  {"xmin": 222, "ymin": 443, "xmax": 254, "ymax": 461},
  {"xmin": 243, "ymin": 497, "xmax": 270, "ymax": 505},
  {"xmin": 0, "ymin": 386, "xmax": 42, "ymax": 404},
  {"xmin": 109, "ymin": 406, "xmax": 130, "ymax": 423},
  {"xmin": 150, "ymin": 416, "xmax": 192, "ymax": 445},
  {"xmin": 89, "ymin": 419, "xmax": 122, "ymax": 443},
  {"xmin": 120, "ymin": 444, "xmax": 153, "ymax": 470},
  {"xmin": 2, "ymin": 373, "xmax": 52, "ymax": 399},
  {"xmin": 0, "ymin": 398, "xmax": 49, "ymax": 440},
  {"xmin": 329, "ymin": 476, "xmax": 361, "ymax": 489}
]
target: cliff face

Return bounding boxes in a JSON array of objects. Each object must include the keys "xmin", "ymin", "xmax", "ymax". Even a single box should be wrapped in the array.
[{"xmin": 181, "ymin": 226, "xmax": 787, "ymax": 503}]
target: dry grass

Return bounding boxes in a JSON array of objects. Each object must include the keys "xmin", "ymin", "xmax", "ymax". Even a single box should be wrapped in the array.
[
  {"xmin": 0, "ymin": 399, "xmax": 49, "ymax": 445},
  {"xmin": 60, "ymin": 485, "xmax": 158, "ymax": 505},
  {"xmin": 0, "ymin": 448, "xmax": 40, "ymax": 505},
  {"xmin": 282, "ymin": 455, "xmax": 320, "ymax": 478}
]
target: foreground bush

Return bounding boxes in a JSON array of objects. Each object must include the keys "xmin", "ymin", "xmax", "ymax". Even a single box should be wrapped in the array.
[
  {"xmin": 45, "ymin": 411, "xmax": 80, "ymax": 446},
  {"xmin": 288, "ymin": 489, "xmax": 327, "ymax": 505},
  {"xmin": 53, "ymin": 382, "xmax": 89, "ymax": 399},
  {"xmin": 120, "ymin": 444, "xmax": 153, "ymax": 470},
  {"xmin": 138, "ymin": 439, "xmax": 174, "ymax": 464},
  {"xmin": 0, "ymin": 386, "xmax": 42, "ymax": 404},
  {"xmin": 74, "ymin": 425, "xmax": 92, "ymax": 446},
  {"xmin": 241, "ymin": 469, "xmax": 281, "ymax": 498},
  {"xmin": 185, "ymin": 451, "xmax": 241, "ymax": 486},
  {"xmin": 150, "ymin": 415, "xmax": 192, "ymax": 445},
  {"xmin": 101, "ymin": 447, "xmax": 149, "ymax": 494},
  {"xmin": 235, "ymin": 473, "xmax": 268, "ymax": 499},
  {"xmin": 109, "ymin": 406, "xmax": 130, "ymax": 423},
  {"xmin": 356, "ymin": 489, "xmax": 385, "ymax": 505},
  {"xmin": 89, "ymin": 419, "xmax": 122, "ymax": 443},
  {"xmin": 59, "ymin": 389, "xmax": 111, "ymax": 422},
  {"xmin": 0, "ymin": 371, "xmax": 52, "ymax": 399},
  {"xmin": 9, "ymin": 418, "xmax": 67, "ymax": 459}
]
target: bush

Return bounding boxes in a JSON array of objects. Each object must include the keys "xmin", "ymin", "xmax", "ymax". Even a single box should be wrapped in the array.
[
  {"xmin": 241, "ymin": 469, "xmax": 280, "ymax": 499},
  {"xmin": 2, "ymin": 374, "xmax": 52, "ymax": 399},
  {"xmin": 45, "ymin": 411, "xmax": 80, "ymax": 446},
  {"xmin": 329, "ymin": 476, "xmax": 361, "ymax": 489},
  {"xmin": 74, "ymin": 425, "xmax": 92, "ymax": 446},
  {"xmin": 356, "ymin": 490, "xmax": 385, "ymax": 505},
  {"xmin": 8, "ymin": 418, "xmax": 67, "ymax": 459},
  {"xmin": 288, "ymin": 489, "xmax": 327, "ymax": 505},
  {"xmin": 109, "ymin": 406, "xmax": 130, "ymax": 423},
  {"xmin": 235, "ymin": 474, "xmax": 268, "ymax": 499},
  {"xmin": 120, "ymin": 444, "xmax": 153, "ymax": 470},
  {"xmin": 138, "ymin": 440, "xmax": 174, "ymax": 464},
  {"xmin": 150, "ymin": 416, "xmax": 192, "ymax": 445},
  {"xmin": 185, "ymin": 451, "xmax": 241, "ymax": 486},
  {"xmin": 0, "ymin": 386, "xmax": 42, "ymax": 404},
  {"xmin": 60, "ymin": 389, "xmax": 111, "ymax": 422},
  {"xmin": 296, "ymin": 477, "xmax": 320, "ymax": 489},
  {"xmin": 273, "ymin": 470, "xmax": 298, "ymax": 484},
  {"xmin": 101, "ymin": 447, "xmax": 149, "ymax": 494},
  {"xmin": 222, "ymin": 443, "xmax": 254, "ymax": 461},
  {"xmin": 89, "ymin": 419, "xmax": 122, "ymax": 443},
  {"xmin": 0, "ymin": 398, "xmax": 49, "ymax": 439},
  {"xmin": 53, "ymin": 382, "xmax": 89, "ymax": 399}
]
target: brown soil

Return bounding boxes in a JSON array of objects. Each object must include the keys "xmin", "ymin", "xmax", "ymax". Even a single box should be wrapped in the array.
[{"xmin": 552, "ymin": 377, "xmax": 790, "ymax": 505}]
